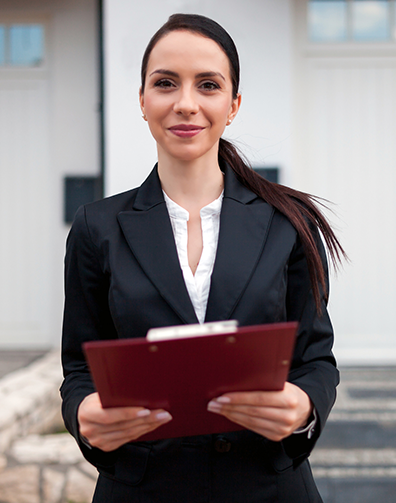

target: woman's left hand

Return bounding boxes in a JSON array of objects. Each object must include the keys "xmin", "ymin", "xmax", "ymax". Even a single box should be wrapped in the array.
[{"xmin": 207, "ymin": 382, "xmax": 313, "ymax": 442}]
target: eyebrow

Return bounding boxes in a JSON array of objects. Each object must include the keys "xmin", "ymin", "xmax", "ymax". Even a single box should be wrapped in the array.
[{"xmin": 149, "ymin": 69, "xmax": 226, "ymax": 81}]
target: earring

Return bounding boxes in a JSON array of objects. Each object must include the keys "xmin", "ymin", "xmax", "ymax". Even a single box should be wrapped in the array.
[
  {"xmin": 142, "ymin": 114, "xmax": 147, "ymax": 121},
  {"xmin": 226, "ymin": 119, "xmax": 232, "ymax": 125}
]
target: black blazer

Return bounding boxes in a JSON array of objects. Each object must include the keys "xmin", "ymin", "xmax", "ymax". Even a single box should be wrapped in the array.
[{"xmin": 61, "ymin": 163, "xmax": 338, "ymax": 503}]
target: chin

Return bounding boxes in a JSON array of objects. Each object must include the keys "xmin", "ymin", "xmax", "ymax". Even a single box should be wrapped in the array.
[
  {"xmin": 167, "ymin": 145, "xmax": 216, "ymax": 163},
  {"xmin": 175, "ymin": 155, "xmax": 209, "ymax": 163}
]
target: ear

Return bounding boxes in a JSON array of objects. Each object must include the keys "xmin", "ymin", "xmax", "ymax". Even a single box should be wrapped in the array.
[
  {"xmin": 139, "ymin": 87, "xmax": 145, "ymax": 114},
  {"xmin": 227, "ymin": 93, "xmax": 241, "ymax": 125}
]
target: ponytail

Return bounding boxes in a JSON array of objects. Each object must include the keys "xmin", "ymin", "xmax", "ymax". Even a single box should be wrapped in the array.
[
  {"xmin": 140, "ymin": 14, "xmax": 346, "ymax": 312},
  {"xmin": 219, "ymin": 138, "xmax": 346, "ymax": 312}
]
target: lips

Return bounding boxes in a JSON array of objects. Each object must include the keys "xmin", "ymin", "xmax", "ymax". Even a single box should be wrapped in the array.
[{"xmin": 168, "ymin": 124, "xmax": 204, "ymax": 138}]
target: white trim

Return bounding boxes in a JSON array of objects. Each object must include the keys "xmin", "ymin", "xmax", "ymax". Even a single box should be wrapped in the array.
[
  {"xmin": 303, "ymin": 43, "xmax": 396, "ymax": 58},
  {"xmin": 336, "ymin": 348, "xmax": 396, "ymax": 366}
]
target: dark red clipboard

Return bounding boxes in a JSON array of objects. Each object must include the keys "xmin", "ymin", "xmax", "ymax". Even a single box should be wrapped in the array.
[{"xmin": 83, "ymin": 322, "xmax": 297, "ymax": 441}]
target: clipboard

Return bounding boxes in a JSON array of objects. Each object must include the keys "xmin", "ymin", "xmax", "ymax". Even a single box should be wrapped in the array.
[{"xmin": 83, "ymin": 321, "xmax": 297, "ymax": 441}]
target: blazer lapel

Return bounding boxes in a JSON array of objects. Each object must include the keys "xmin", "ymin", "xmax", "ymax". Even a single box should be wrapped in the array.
[
  {"xmin": 117, "ymin": 166, "xmax": 198, "ymax": 325},
  {"xmin": 205, "ymin": 165, "xmax": 275, "ymax": 322}
]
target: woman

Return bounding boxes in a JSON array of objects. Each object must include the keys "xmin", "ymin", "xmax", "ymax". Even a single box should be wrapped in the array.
[{"xmin": 61, "ymin": 13, "xmax": 344, "ymax": 503}]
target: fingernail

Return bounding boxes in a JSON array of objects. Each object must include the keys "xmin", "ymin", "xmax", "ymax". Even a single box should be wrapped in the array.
[
  {"xmin": 156, "ymin": 412, "xmax": 172, "ymax": 421},
  {"xmin": 216, "ymin": 396, "xmax": 231, "ymax": 404},
  {"xmin": 136, "ymin": 409, "xmax": 151, "ymax": 417},
  {"xmin": 207, "ymin": 401, "xmax": 222, "ymax": 412}
]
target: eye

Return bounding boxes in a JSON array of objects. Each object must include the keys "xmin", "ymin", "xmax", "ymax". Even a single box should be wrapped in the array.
[
  {"xmin": 199, "ymin": 81, "xmax": 221, "ymax": 91},
  {"xmin": 153, "ymin": 79, "xmax": 175, "ymax": 89}
]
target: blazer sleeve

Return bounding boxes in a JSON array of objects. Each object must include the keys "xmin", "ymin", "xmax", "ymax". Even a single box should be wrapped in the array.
[
  {"xmin": 282, "ymin": 229, "xmax": 339, "ymax": 465},
  {"xmin": 60, "ymin": 205, "xmax": 119, "ymax": 468}
]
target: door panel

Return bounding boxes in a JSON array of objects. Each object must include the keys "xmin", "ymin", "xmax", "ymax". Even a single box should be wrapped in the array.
[{"xmin": 0, "ymin": 79, "xmax": 51, "ymax": 346}]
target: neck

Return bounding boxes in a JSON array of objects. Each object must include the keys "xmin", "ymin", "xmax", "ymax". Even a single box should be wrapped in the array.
[{"xmin": 157, "ymin": 146, "xmax": 224, "ymax": 212}]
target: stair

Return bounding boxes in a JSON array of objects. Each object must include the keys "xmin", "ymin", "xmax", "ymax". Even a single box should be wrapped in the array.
[{"xmin": 310, "ymin": 367, "xmax": 396, "ymax": 503}]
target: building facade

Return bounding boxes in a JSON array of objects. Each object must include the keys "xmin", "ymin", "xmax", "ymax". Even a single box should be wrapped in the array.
[{"xmin": 1, "ymin": 0, "xmax": 395, "ymax": 364}]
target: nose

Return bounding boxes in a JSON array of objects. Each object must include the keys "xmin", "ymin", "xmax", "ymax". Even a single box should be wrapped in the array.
[{"xmin": 173, "ymin": 85, "xmax": 199, "ymax": 116}]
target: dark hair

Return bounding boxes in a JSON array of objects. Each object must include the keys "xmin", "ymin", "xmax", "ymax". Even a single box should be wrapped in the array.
[
  {"xmin": 141, "ymin": 14, "xmax": 239, "ymax": 99},
  {"xmin": 141, "ymin": 13, "xmax": 346, "ymax": 311}
]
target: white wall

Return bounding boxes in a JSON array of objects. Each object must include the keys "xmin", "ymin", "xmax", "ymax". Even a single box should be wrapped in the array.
[
  {"xmin": 104, "ymin": 0, "xmax": 293, "ymax": 195},
  {"xmin": 49, "ymin": 0, "xmax": 100, "ymax": 347}
]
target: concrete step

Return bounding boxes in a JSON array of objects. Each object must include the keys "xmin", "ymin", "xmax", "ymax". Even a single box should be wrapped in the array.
[
  {"xmin": 311, "ymin": 367, "xmax": 396, "ymax": 502},
  {"xmin": 0, "ymin": 350, "xmax": 48, "ymax": 380},
  {"xmin": 315, "ymin": 477, "xmax": 396, "ymax": 503},
  {"xmin": 317, "ymin": 421, "xmax": 396, "ymax": 449}
]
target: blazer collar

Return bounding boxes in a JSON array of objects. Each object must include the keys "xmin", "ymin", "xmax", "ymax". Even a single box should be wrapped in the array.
[
  {"xmin": 132, "ymin": 163, "xmax": 165, "ymax": 210},
  {"xmin": 117, "ymin": 163, "xmax": 274, "ymax": 324},
  {"xmin": 222, "ymin": 162, "xmax": 258, "ymax": 204},
  {"xmin": 118, "ymin": 165, "xmax": 198, "ymax": 325},
  {"xmin": 205, "ymin": 164, "xmax": 274, "ymax": 321},
  {"xmin": 131, "ymin": 162, "xmax": 259, "ymax": 209}
]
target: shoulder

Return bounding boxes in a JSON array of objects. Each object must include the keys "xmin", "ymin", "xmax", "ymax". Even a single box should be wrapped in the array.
[
  {"xmin": 67, "ymin": 187, "xmax": 139, "ymax": 251},
  {"xmin": 68, "ymin": 165, "xmax": 164, "ymax": 251},
  {"xmin": 84, "ymin": 187, "xmax": 139, "ymax": 221}
]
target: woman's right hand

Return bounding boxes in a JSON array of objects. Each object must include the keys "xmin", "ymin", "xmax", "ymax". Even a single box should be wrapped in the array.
[{"xmin": 77, "ymin": 392, "xmax": 172, "ymax": 452}]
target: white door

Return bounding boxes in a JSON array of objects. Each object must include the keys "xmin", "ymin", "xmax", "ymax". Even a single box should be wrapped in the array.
[
  {"xmin": 0, "ymin": 21, "xmax": 52, "ymax": 347},
  {"xmin": 293, "ymin": 0, "xmax": 396, "ymax": 363}
]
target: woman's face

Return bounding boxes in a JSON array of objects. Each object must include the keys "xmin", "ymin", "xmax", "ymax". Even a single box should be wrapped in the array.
[{"xmin": 140, "ymin": 30, "xmax": 241, "ymax": 164}]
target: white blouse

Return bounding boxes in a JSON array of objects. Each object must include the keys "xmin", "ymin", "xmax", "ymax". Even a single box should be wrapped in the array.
[{"xmin": 163, "ymin": 190, "xmax": 223, "ymax": 324}]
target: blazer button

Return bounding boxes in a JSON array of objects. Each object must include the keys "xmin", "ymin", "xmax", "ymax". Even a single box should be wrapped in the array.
[{"xmin": 214, "ymin": 437, "xmax": 231, "ymax": 453}]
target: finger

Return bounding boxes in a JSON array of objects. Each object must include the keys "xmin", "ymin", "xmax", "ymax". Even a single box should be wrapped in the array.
[
  {"xmin": 207, "ymin": 401, "xmax": 295, "ymax": 424},
  {"xmin": 91, "ymin": 419, "xmax": 171, "ymax": 451},
  {"xmin": 211, "ymin": 408, "xmax": 295, "ymax": 442},
  {"xmin": 85, "ymin": 405, "xmax": 153, "ymax": 425},
  {"xmin": 78, "ymin": 393, "xmax": 156, "ymax": 425},
  {"xmin": 215, "ymin": 391, "xmax": 294, "ymax": 409},
  {"xmin": 85, "ymin": 411, "xmax": 173, "ymax": 450},
  {"xmin": 80, "ymin": 409, "xmax": 172, "ymax": 439},
  {"xmin": 213, "ymin": 383, "xmax": 302, "ymax": 409},
  {"xmin": 84, "ymin": 408, "xmax": 170, "ymax": 430}
]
